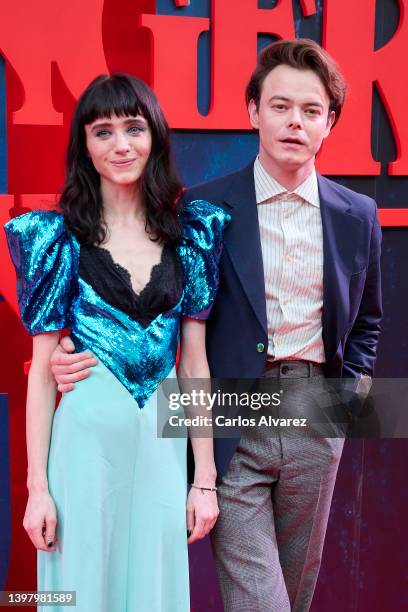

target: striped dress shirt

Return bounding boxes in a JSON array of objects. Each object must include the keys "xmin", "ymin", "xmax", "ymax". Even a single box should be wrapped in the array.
[{"xmin": 254, "ymin": 156, "xmax": 325, "ymax": 363}]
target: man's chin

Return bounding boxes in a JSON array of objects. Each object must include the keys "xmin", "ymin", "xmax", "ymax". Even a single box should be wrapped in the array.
[
  {"xmin": 259, "ymin": 150, "xmax": 315, "ymax": 175},
  {"xmin": 278, "ymin": 156, "xmax": 310, "ymax": 171},
  {"xmin": 284, "ymin": 147, "xmax": 319, "ymax": 166}
]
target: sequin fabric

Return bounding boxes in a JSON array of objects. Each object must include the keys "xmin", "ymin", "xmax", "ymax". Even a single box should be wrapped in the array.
[
  {"xmin": 4, "ymin": 211, "xmax": 80, "ymax": 334},
  {"xmin": 4, "ymin": 201, "xmax": 230, "ymax": 408},
  {"xmin": 178, "ymin": 199, "xmax": 231, "ymax": 319}
]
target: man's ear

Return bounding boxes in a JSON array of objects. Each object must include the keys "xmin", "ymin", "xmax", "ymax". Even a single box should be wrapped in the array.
[
  {"xmin": 324, "ymin": 110, "xmax": 336, "ymax": 138},
  {"xmin": 248, "ymin": 99, "xmax": 259, "ymax": 130}
]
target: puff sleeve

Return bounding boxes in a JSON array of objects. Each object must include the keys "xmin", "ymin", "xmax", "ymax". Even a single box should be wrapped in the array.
[
  {"xmin": 4, "ymin": 210, "xmax": 79, "ymax": 335},
  {"xmin": 178, "ymin": 199, "xmax": 230, "ymax": 319}
]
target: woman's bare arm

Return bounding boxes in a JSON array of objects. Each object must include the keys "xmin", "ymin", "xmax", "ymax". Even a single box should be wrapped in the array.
[
  {"xmin": 178, "ymin": 317, "xmax": 219, "ymax": 544},
  {"xmin": 24, "ymin": 332, "xmax": 61, "ymax": 551}
]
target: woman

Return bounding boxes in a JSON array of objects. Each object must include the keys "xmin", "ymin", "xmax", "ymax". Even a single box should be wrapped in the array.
[{"xmin": 5, "ymin": 74, "xmax": 229, "ymax": 611}]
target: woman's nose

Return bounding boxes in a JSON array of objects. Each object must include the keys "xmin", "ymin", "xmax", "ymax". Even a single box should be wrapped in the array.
[{"xmin": 114, "ymin": 131, "xmax": 131, "ymax": 152}]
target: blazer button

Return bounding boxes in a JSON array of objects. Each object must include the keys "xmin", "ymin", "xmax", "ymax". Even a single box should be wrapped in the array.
[{"xmin": 256, "ymin": 343, "xmax": 265, "ymax": 353}]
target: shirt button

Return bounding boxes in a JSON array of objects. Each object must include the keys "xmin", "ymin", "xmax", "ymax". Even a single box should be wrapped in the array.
[
  {"xmin": 256, "ymin": 343, "xmax": 265, "ymax": 353},
  {"xmin": 281, "ymin": 365, "xmax": 290, "ymax": 374}
]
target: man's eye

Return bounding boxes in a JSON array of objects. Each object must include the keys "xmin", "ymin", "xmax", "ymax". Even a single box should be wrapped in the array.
[
  {"xmin": 305, "ymin": 109, "xmax": 319, "ymax": 115},
  {"xmin": 274, "ymin": 104, "xmax": 287, "ymax": 111}
]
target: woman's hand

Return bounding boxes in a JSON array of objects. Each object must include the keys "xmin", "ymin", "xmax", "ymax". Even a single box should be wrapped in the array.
[
  {"xmin": 186, "ymin": 486, "xmax": 219, "ymax": 544},
  {"xmin": 23, "ymin": 490, "xmax": 58, "ymax": 552}
]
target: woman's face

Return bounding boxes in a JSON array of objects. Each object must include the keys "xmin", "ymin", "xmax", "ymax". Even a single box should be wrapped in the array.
[{"xmin": 84, "ymin": 113, "xmax": 152, "ymax": 188}]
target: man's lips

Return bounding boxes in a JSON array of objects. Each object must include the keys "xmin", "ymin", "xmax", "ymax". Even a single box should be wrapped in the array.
[{"xmin": 279, "ymin": 137, "xmax": 305, "ymax": 146}]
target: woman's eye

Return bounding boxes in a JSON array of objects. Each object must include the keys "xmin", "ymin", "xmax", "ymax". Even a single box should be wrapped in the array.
[
  {"xmin": 128, "ymin": 125, "xmax": 145, "ymax": 134},
  {"xmin": 95, "ymin": 129, "xmax": 111, "ymax": 137}
]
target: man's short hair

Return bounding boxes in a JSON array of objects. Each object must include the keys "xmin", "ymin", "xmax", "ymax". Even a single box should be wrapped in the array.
[{"xmin": 246, "ymin": 38, "xmax": 347, "ymax": 128}]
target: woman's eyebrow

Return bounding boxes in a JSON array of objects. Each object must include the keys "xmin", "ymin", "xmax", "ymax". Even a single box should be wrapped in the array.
[{"xmin": 89, "ymin": 116, "xmax": 147, "ymax": 131}]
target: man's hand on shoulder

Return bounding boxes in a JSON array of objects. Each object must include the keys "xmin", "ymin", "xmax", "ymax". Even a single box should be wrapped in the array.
[{"xmin": 50, "ymin": 336, "xmax": 98, "ymax": 393}]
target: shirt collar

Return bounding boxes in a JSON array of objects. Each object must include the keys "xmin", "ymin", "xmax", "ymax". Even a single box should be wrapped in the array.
[{"xmin": 254, "ymin": 156, "xmax": 320, "ymax": 208}]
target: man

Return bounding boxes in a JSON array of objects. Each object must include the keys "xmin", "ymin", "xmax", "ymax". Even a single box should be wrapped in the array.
[{"xmin": 52, "ymin": 39, "xmax": 382, "ymax": 611}]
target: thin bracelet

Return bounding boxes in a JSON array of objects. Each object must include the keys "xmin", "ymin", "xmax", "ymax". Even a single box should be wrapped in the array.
[{"xmin": 191, "ymin": 483, "xmax": 217, "ymax": 494}]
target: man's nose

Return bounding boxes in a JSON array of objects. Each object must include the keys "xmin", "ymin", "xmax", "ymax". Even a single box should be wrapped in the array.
[{"xmin": 287, "ymin": 107, "xmax": 303, "ymax": 129}]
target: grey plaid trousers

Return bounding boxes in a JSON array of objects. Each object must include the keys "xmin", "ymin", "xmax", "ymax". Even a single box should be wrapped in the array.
[{"xmin": 211, "ymin": 364, "xmax": 345, "ymax": 612}]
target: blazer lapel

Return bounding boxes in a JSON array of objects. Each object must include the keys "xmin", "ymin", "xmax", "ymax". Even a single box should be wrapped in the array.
[
  {"xmin": 318, "ymin": 174, "xmax": 364, "ymax": 363},
  {"xmin": 223, "ymin": 162, "xmax": 268, "ymax": 335}
]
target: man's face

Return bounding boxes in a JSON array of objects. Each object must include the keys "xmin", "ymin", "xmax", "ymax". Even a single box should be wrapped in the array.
[{"xmin": 248, "ymin": 64, "xmax": 335, "ymax": 176}]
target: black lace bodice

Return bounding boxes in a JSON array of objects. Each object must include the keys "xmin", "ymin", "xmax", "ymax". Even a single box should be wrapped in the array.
[{"xmin": 79, "ymin": 244, "xmax": 184, "ymax": 328}]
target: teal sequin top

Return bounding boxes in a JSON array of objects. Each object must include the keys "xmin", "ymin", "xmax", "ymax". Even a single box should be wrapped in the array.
[{"xmin": 4, "ymin": 200, "xmax": 230, "ymax": 408}]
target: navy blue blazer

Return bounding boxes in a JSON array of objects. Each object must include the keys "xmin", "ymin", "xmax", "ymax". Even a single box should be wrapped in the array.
[{"xmin": 183, "ymin": 161, "xmax": 382, "ymax": 481}]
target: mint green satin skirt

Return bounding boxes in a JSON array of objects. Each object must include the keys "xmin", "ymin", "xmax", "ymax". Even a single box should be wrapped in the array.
[{"xmin": 38, "ymin": 361, "xmax": 189, "ymax": 612}]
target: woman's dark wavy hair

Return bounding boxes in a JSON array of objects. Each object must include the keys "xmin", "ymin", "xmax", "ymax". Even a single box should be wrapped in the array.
[{"xmin": 59, "ymin": 73, "xmax": 183, "ymax": 246}]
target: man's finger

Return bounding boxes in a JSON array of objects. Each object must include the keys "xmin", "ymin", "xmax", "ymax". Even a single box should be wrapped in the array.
[
  {"xmin": 51, "ymin": 351, "xmax": 96, "ymax": 367},
  {"xmin": 58, "ymin": 383, "xmax": 75, "ymax": 393},
  {"xmin": 55, "ymin": 370, "xmax": 91, "ymax": 385},
  {"xmin": 52, "ymin": 357, "xmax": 97, "ymax": 375},
  {"xmin": 60, "ymin": 336, "xmax": 75, "ymax": 352}
]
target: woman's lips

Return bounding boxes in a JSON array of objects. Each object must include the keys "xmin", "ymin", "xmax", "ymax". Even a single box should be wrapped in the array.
[{"xmin": 111, "ymin": 159, "xmax": 136, "ymax": 167}]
